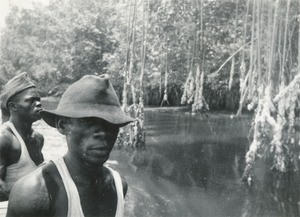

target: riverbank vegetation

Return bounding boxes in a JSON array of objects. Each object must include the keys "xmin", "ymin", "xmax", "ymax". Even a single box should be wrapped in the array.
[
  {"xmin": 1, "ymin": 0, "xmax": 300, "ymax": 216},
  {"xmin": 0, "ymin": 0, "xmax": 245, "ymax": 109}
]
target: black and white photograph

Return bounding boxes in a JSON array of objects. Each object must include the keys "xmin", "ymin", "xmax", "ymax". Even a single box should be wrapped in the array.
[{"xmin": 0, "ymin": 0, "xmax": 300, "ymax": 216}]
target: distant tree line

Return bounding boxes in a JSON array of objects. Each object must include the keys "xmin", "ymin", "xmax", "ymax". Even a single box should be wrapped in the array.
[{"xmin": 0, "ymin": 0, "xmax": 248, "ymax": 110}]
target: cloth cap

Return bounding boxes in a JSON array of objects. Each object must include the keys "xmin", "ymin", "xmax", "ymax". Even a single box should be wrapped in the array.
[
  {"xmin": 0, "ymin": 72, "xmax": 36, "ymax": 109},
  {"xmin": 40, "ymin": 74, "xmax": 135, "ymax": 128}
]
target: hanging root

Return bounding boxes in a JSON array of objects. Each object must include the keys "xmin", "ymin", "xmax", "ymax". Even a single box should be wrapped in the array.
[{"xmin": 242, "ymin": 86, "xmax": 278, "ymax": 182}]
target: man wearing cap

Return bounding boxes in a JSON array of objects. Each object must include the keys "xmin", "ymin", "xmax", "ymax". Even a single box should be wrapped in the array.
[
  {"xmin": 0, "ymin": 72, "xmax": 44, "ymax": 216},
  {"xmin": 7, "ymin": 74, "xmax": 135, "ymax": 217}
]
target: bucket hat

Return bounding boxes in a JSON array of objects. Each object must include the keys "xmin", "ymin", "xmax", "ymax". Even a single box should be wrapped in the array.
[
  {"xmin": 0, "ymin": 72, "xmax": 36, "ymax": 109},
  {"xmin": 40, "ymin": 74, "xmax": 135, "ymax": 128}
]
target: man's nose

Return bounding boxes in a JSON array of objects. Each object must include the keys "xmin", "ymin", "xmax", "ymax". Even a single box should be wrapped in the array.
[{"xmin": 35, "ymin": 101, "xmax": 42, "ymax": 107}]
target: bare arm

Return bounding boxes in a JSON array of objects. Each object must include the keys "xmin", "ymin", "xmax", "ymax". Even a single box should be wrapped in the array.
[
  {"xmin": 0, "ymin": 166, "xmax": 9, "ymax": 201},
  {"xmin": 6, "ymin": 168, "xmax": 51, "ymax": 217},
  {"xmin": 0, "ymin": 131, "xmax": 12, "ymax": 201}
]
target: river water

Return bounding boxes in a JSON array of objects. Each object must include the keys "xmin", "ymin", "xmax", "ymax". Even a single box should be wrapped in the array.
[
  {"xmin": 125, "ymin": 110, "xmax": 252, "ymax": 217},
  {"xmin": 37, "ymin": 100, "xmax": 256, "ymax": 217},
  {"xmin": 4, "ymin": 100, "xmax": 287, "ymax": 217}
]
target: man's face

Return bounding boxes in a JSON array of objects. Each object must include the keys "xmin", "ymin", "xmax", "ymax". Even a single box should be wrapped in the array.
[
  {"xmin": 12, "ymin": 88, "xmax": 42, "ymax": 122},
  {"xmin": 65, "ymin": 117, "xmax": 119, "ymax": 167}
]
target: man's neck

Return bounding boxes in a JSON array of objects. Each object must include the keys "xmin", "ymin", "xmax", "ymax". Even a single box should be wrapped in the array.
[
  {"xmin": 9, "ymin": 117, "xmax": 33, "ymax": 140},
  {"xmin": 63, "ymin": 154, "xmax": 104, "ymax": 185}
]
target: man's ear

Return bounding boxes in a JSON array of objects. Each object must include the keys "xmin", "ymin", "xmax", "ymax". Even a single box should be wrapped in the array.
[
  {"xmin": 56, "ymin": 118, "xmax": 69, "ymax": 135},
  {"xmin": 7, "ymin": 102, "xmax": 17, "ymax": 112}
]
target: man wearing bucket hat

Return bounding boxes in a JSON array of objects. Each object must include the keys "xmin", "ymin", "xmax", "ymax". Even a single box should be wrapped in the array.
[
  {"xmin": 0, "ymin": 72, "xmax": 44, "ymax": 217},
  {"xmin": 7, "ymin": 74, "xmax": 135, "ymax": 217}
]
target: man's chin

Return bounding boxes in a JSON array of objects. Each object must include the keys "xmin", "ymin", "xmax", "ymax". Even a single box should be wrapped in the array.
[{"xmin": 83, "ymin": 156, "xmax": 109, "ymax": 168}]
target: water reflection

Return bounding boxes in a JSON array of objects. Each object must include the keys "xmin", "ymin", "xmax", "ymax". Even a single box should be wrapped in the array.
[{"xmin": 125, "ymin": 110, "xmax": 252, "ymax": 217}]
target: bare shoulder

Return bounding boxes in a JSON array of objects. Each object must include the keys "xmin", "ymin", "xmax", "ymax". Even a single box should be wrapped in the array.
[
  {"xmin": 0, "ymin": 124, "xmax": 13, "ymax": 143},
  {"xmin": 104, "ymin": 167, "xmax": 128, "ymax": 197},
  {"xmin": 0, "ymin": 125, "xmax": 14, "ymax": 153},
  {"xmin": 6, "ymin": 165, "xmax": 50, "ymax": 217}
]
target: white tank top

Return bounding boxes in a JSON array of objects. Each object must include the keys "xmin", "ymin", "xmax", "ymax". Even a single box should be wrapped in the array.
[
  {"xmin": 51, "ymin": 157, "xmax": 124, "ymax": 217},
  {"xmin": 4, "ymin": 121, "xmax": 37, "ymax": 190}
]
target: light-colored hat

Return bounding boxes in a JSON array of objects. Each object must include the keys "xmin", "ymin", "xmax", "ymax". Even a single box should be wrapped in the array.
[
  {"xmin": 0, "ymin": 72, "xmax": 36, "ymax": 109},
  {"xmin": 40, "ymin": 74, "xmax": 135, "ymax": 127}
]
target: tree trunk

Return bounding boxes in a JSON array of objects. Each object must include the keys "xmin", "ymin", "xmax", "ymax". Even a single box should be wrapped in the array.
[{"xmin": 122, "ymin": 0, "xmax": 133, "ymax": 110}]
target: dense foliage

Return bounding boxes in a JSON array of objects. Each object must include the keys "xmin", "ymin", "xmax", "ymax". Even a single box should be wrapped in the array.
[
  {"xmin": 0, "ymin": 0, "xmax": 247, "ymax": 109},
  {"xmin": 0, "ymin": 0, "xmax": 117, "ymax": 96}
]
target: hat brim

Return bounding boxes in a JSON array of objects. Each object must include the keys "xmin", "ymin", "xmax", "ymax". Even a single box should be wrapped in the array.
[{"xmin": 39, "ymin": 104, "xmax": 136, "ymax": 128}]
